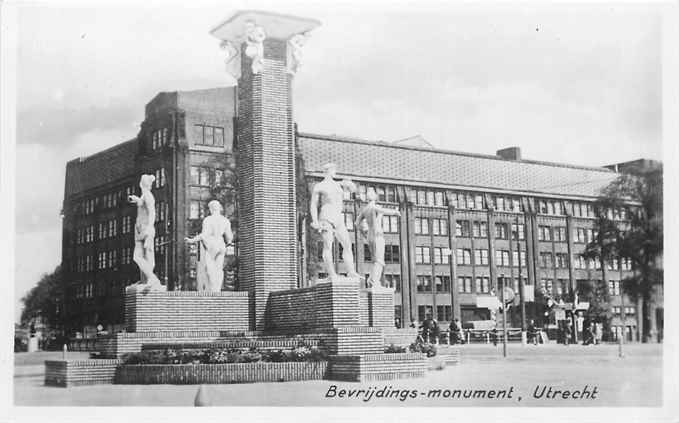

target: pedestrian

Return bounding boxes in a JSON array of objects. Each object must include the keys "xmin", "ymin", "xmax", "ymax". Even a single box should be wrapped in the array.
[
  {"xmin": 491, "ymin": 328, "xmax": 498, "ymax": 346},
  {"xmin": 564, "ymin": 319, "xmax": 573, "ymax": 346},
  {"xmin": 527, "ymin": 319, "xmax": 538, "ymax": 345},
  {"xmin": 449, "ymin": 318, "xmax": 463, "ymax": 344},
  {"xmin": 420, "ymin": 313, "xmax": 439, "ymax": 343}
]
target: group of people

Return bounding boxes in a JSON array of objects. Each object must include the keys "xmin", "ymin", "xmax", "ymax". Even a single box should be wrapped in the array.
[{"xmin": 401, "ymin": 314, "xmax": 466, "ymax": 345}]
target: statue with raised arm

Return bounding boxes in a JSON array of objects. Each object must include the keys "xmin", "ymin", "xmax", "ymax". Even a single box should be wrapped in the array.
[
  {"xmin": 310, "ymin": 163, "xmax": 360, "ymax": 282},
  {"xmin": 127, "ymin": 174, "xmax": 165, "ymax": 291},
  {"xmin": 355, "ymin": 187, "xmax": 401, "ymax": 288},
  {"xmin": 185, "ymin": 200, "xmax": 234, "ymax": 292}
]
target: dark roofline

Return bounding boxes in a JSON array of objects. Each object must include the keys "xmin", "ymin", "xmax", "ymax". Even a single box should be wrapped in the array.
[
  {"xmin": 297, "ymin": 132, "xmax": 615, "ymax": 174},
  {"xmin": 67, "ymin": 138, "xmax": 137, "ymax": 166}
]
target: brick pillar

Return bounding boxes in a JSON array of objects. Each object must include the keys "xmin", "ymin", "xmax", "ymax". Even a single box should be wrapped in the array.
[{"xmin": 211, "ymin": 12, "xmax": 321, "ymax": 329}]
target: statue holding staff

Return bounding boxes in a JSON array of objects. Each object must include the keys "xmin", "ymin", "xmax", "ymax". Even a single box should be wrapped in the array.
[
  {"xmin": 185, "ymin": 200, "xmax": 234, "ymax": 292},
  {"xmin": 355, "ymin": 187, "xmax": 401, "ymax": 288},
  {"xmin": 309, "ymin": 163, "xmax": 360, "ymax": 282}
]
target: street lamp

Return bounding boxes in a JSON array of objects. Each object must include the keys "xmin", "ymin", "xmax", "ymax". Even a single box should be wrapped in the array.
[{"xmin": 499, "ymin": 273, "xmax": 508, "ymax": 358}]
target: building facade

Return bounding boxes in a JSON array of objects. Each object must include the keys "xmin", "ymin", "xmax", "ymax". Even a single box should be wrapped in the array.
[{"xmin": 61, "ymin": 87, "xmax": 653, "ymax": 341}]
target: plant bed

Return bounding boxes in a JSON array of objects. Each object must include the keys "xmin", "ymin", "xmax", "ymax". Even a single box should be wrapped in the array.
[
  {"xmin": 121, "ymin": 345, "xmax": 328, "ymax": 365},
  {"xmin": 115, "ymin": 361, "xmax": 328, "ymax": 384}
]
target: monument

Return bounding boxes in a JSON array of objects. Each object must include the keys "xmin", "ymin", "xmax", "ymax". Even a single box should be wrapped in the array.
[
  {"xmin": 127, "ymin": 174, "xmax": 165, "ymax": 292},
  {"xmin": 309, "ymin": 163, "xmax": 361, "ymax": 283},
  {"xmin": 355, "ymin": 187, "xmax": 401, "ymax": 287},
  {"xmin": 185, "ymin": 200, "xmax": 234, "ymax": 292}
]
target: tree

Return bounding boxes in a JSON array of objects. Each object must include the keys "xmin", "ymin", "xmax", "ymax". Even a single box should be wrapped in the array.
[
  {"xmin": 20, "ymin": 265, "xmax": 62, "ymax": 330},
  {"xmin": 583, "ymin": 164, "xmax": 662, "ymax": 342}
]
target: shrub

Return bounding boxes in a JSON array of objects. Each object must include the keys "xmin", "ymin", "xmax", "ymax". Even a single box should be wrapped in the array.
[
  {"xmin": 409, "ymin": 342, "xmax": 437, "ymax": 357},
  {"xmin": 384, "ymin": 344, "xmax": 407, "ymax": 353}
]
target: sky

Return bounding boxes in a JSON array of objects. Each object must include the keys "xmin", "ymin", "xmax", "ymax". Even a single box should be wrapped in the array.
[{"xmin": 13, "ymin": 1, "xmax": 663, "ymax": 321}]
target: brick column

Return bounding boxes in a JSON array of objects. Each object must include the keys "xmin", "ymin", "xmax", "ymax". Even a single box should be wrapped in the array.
[{"xmin": 211, "ymin": 12, "xmax": 321, "ymax": 329}]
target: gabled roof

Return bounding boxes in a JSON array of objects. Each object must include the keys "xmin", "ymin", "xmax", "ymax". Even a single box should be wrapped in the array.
[
  {"xmin": 297, "ymin": 132, "xmax": 618, "ymax": 199},
  {"xmin": 64, "ymin": 139, "xmax": 138, "ymax": 197}
]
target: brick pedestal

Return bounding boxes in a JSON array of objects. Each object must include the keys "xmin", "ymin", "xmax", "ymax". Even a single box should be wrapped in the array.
[{"xmin": 124, "ymin": 290, "xmax": 249, "ymax": 332}]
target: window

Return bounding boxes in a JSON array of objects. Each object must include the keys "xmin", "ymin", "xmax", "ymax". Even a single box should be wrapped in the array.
[
  {"xmin": 195, "ymin": 124, "xmax": 225, "ymax": 147},
  {"xmin": 384, "ymin": 245, "xmax": 400, "ymax": 263},
  {"xmin": 456, "ymin": 249, "xmax": 472, "ymax": 265},
  {"xmin": 384, "ymin": 274, "xmax": 401, "ymax": 292},
  {"xmin": 437, "ymin": 305, "xmax": 453, "ymax": 322},
  {"xmin": 337, "ymin": 243, "xmax": 355, "ymax": 261},
  {"xmin": 474, "ymin": 195, "xmax": 484, "ymax": 210},
  {"xmin": 416, "ymin": 190, "xmax": 426, "ymax": 205},
  {"xmin": 344, "ymin": 212, "xmax": 354, "ymax": 231},
  {"xmin": 555, "ymin": 253, "xmax": 569, "ymax": 269},
  {"xmin": 540, "ymin": 279, "xmax": 554, "ymax": 295},
  {"xmin": 472, "ymin": 221, "xmax": 488, "ymax": 238},
  {"xmin": 417, "ymin": 306, "xmax": 432, "ymax": 323},
  {"xmin": 108, "ymin": 220, "xmax": 117, "ymax": 237},
  {"xmin": 431, "ymin": 218, "xmax": 448, "ymax": 236},
  {"xmin": 612, "ymin": 306, "xmax": 622, "ymax": 315},
  {"xmin": 122, "ymin": 216, "xmax": 132, "ymax": 234},
  {"xmin": 494, "ymin": 223, "xmax": 508, "ymax": 239},
  {"xmin": 455, "ymin": 220, "xmax": 470, "ymax": 237},
  {"xmin": 189, "ymin": 200, "xmax": 207, "ymax": 219},
  {"xmin": 154, "ymin": 168, "xmax": 167, "ymax": 188},
  {"xmin": 538, "ymin": 225, "xmax": 552, "ymax": 241},
  {"xmin": 573, "ymin": 255, "xmax": 586, "ymax": 269},
  {"xmin": 495, "ymin": 196, "xmax": 505, "ymax": 211},
  {"xmin": 621, "ymin": 257, "xmax": 633, "ymax": 271},
  {"xmin": 511, "ymin": 223, "xmax": 525, "ymax": 240},
  {"xmin": 512, "ymin": 250, "xmax": 527, "ymax": 268},
  {"xmin": 474, "ymin": 249, "xmax": 489, "ymax": 265},
  {"xmin": 382, "ymin": 215, "xmax": 399, "ymax": 233},
  {"xmin": 553, "ymin": 227, "xmax": 567, "ymax": 242},
  {"xmin": 433, "ymin": 248, "xmax": 450, "ymax": 264},
  {"xmin": 417, "ymin": 275, "xmax": 432, "ymax": 292},
  {"xmin": 435, "ymin": 275, "xmax": 451, "ymax": 292},
  {"xmin": 555, "ymin": 279, "xmax": 568, "ymax": 296},
  {"xmin": 363, "ymin": 244, "xmax": 372, "ymax": 262},
  {"xmin": 540, "ymin": 252, "xmax": 553, "ymax": 268},
  {"xmin": 458, "ymin": 276, "xmax": 473, "ymax": 293},
  {"xmin": 152, "ymin": 128, "xmax": 168, "ymax": 150},
  {"xmin": 494, "ymin": 250, "xmax": 510, "ymax": 267},
  {"xmin": 415, "ymin": 246, "xmax": 431, "ymax": 264},
  {"xmin": 190, "ymin": 166, "xmax": 210, "ymax": 186},
  {"xmin": 414, "ymin": 217, "xmax": 429, "ymax": 235},
  {"xmin": 434, "ymin": 192, "xmax": 445, "ymax": 206},
  {"xmin": 475, "ymin": 276, "xmax": 490, "ymax": 293},
  {"xmin": 608, "ymin": 280, "xmax": 620, "ymax": 296},
  {"xmin": 586, "ymin": 228, "xmax": 594, "ymax": 243},
  {"xmin": 625, "ymin": 306, "xmax": 636, "ymax": 316}
]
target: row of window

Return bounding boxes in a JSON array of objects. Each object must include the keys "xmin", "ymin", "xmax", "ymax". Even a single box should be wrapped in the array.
[
  {"xmin": 414, "ymin": 218, "xmax": 448, "ymax": 236},
  {"xmin": 416, "ymin": 305, "xmax": 454, "ymax": 323},
  {"xmin": 151, "ymin": 128, "xmax": 169, "ymax": 150},
  {"xmin": 539, "ymin": 279, "xmax": 570, "ymax": 296},
  {"xmin": 189, "ymin": 166, "xmax": 233, "ymax": 188},
  {"xmin": 342, "ymin": 211, "xmax": 399, "ymax": 233},
  {"xmin": 194, "ymin": 124, "xmax": 226, "ymax": 147},
  {"xmin": 74, "ymin": 215, "xmax": 138, "ymax": 245},
  {"xmin": 455, "ymin": 248, "xmax": 526, "ymax": 268},
  {"xmin": 327, "ymin": 243, "xmax": 402, "ymax": 264},
  {"xmin": 414, "ymin": 247, "xmax": 450, "ymax": 265},
  {"xmin": 415, "ymin": 275, "xmax": 452, "ymax": 293},
  {"xmin": 457, "ymin": 276, "xmax": 525, "ymax": 294},
  {"xmin": 455, "ymin": 221, "xmax": 526, "ymax": 240},
  {"xmin": 76, "ymin": 176, "xmax": 166, "ymax": 217},
  {"xmin": 611, "ymin": 306, "xmax": 636, "ymax": 316},
  {"xmin": 538, "ymin": 252, "xmax": 570, "ymax": 268}
]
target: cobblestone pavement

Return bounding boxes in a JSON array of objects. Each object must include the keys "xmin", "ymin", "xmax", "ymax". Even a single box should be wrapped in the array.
[{"xmin": 13, "ymin": 343, "xmax": 662, "ymax": 407}]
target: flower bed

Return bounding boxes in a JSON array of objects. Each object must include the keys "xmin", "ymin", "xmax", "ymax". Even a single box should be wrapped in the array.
[
  {"xmin": 121, "ymin": 345, "xmax": 328, "ymax": 365},
  {"xmin": 115, "ymin": 361, "xmax": 328, "ymax": 384}
]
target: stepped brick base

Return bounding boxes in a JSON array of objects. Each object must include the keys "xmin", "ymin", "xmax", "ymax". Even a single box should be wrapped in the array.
[
  {"xmin": 125, "ymin": 290, "xmax": 249, "ymax": 332},
  {"xmin": 266, "ymin": 279, "xmax": 361, "ymax": 331},
  {"xmin": 364, "ymin": 287, "xmax": 395, "ymax": 328},
  {"xmin": 328, "ymin": 353, "xmax": 426, "ymax": 382},
  {"xmin": 45, "ymin": 359, "xmax": 122, "ymax": 387},
  {"xmin": 320, "ymin": 327, "xmax": 384, "ymax": 355},
  {"xmin": 115, "ymin": 362, "xmax": 328, "ymax": 384}
]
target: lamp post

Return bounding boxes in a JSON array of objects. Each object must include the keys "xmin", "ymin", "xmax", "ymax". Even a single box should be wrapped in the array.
[{"xmin": 500, "ymin": 273, "xmax": 508, "ymax": 358}]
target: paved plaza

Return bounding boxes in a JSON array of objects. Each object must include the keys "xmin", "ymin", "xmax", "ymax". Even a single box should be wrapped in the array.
[{"xmin": 14, "ymin": 343, "xmax": 662, "ymax": 407}]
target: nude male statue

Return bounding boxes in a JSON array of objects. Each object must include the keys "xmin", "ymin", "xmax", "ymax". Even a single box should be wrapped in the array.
[
  {"xmin": 309, "ymin": 163, "xmax": 360, "ymax": 282},
  {"xmin": 185, "ymin": 200, "xmax": 234, "ymax": 292},
  {"xmin": 355, "ymin": 187, "xmax": 401, "ymax": 287},
  {"xmin": 127, "ymin": 174, "xmax": 165, "ymax": 291}
]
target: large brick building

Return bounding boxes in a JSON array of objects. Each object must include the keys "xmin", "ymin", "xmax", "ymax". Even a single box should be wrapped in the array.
[{"xmin": 60, "ymin": 85, "xmax": 660, "ymax": 341}]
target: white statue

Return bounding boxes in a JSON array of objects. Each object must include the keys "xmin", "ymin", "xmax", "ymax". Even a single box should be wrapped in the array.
[
  {"xmin": 127, "ymin": 174, "xmax": 165, "ymax": 291},
  {"xmin": 355, "ymin": 187, "xmax": 401, "ymax": 288},
  {"xmin": 185, "ymin": 200, "xmax": 234, "ymax": 292},
  {"xmin": 310, "ymin": 163, "xmax": 360, "ymax": 282},
  {"xmin": 286, "ymin": 33, "xmax": 307, "ymax": 74},
  {"xmin": 244, "ymin": 21, "xmax": 266, "ymax": 74}
]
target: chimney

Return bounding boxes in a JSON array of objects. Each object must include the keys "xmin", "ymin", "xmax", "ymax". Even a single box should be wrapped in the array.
[{"xmin": 497, "ymin": 147, "xmax": 521, "ymax": 161}]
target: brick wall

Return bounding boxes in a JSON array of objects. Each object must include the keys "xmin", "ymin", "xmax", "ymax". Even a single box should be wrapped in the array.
[
  {"xmin": 237, "ymin": 38, "xmax": 298, "ymax": 330},
  {"xmin": 328, "ymin": 353, "xmax": 426, "ymax": 382},
  {"xmin": 45, "ymin": 359, "xmax": 122, "ymax": 387},
  {"xmin": 266, "ymin": 281, "xmax": 361, "ymax": 331},
  {"xmin": 124, "ymin": 290, "xmax": 249, "ymax": 332}
]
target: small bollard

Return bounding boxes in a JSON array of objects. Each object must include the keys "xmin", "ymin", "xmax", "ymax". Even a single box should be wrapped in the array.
[
  {"xmin": 62, "ymin": 344, "xmax": 68, "ymax": 360},
  {"xmin": 486, "ymin": 332, "xmax": 490, "ymax": 344},
  {"xmin": 618, "ymin": 335, "xmax": 624, "ymax": 358}
]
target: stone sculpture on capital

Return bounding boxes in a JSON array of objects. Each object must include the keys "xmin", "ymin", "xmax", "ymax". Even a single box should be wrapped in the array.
[
  {"xmin": 355, "ymin": 187, "xmax": 401, "ymax": 288},
  {"xmin": 309, "ymin": 163, "xmax": 360, "ymax": 283},
  {"xmin": 185, "ymin": 200, "xmax": 234, "ymax": 292},
  {"xmin": 127, "ymin": 174, "xmax": 166, "ymax": 292}
]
